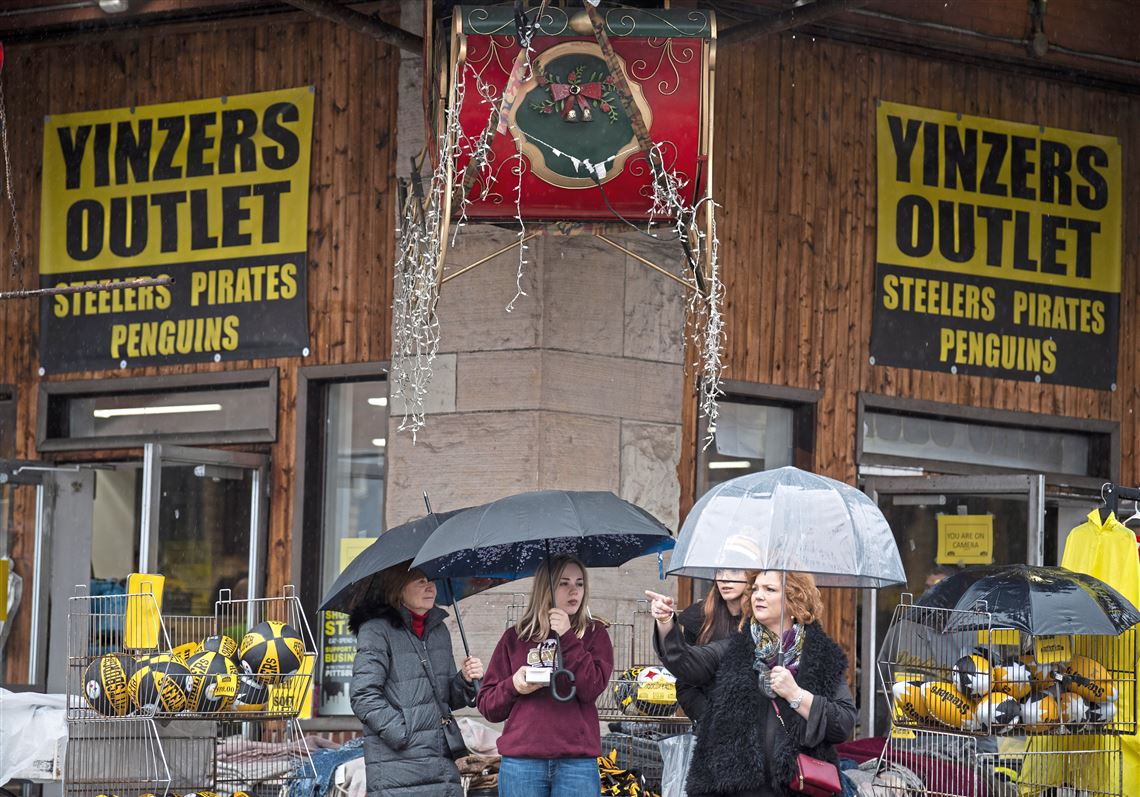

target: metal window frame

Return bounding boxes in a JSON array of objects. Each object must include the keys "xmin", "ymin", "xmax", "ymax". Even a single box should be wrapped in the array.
[
  {"xmin": 292, "ymin": 361, "xmax": 388, "ymax": 592},
  {"xmin": 139, "ymin": 443, "xmax": 270, "ymax": 609},
  {"xmin": 695, "ymin": 380, "xmax": 821, "ymax": 497},
  {"xmin": 37, "ymin": 369, "xmax": 279, "ymax": 451}
]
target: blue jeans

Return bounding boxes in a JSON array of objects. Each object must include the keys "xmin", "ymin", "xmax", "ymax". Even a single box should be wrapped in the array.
[{"xmin": 499, "ymin": 756, "xmax": 600, "ymax": 797}]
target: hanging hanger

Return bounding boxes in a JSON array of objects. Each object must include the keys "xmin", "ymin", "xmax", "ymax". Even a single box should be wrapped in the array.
[
  {"xmin": 1123, "ymin": 500, "xmax": 1140, "ymax": 529},
  {"xmin": 1099, "ymin": 482, "xmax": 1116, "ymax": 523}
]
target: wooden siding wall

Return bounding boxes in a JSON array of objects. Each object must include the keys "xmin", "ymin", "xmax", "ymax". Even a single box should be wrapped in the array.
[
  {"xmin": 0, "ymin": 9, "xmax": 399, "ymax": 684},
  {"xmin": 679, "ymin": 34, "xmax": 1140, "ymax": 665}
]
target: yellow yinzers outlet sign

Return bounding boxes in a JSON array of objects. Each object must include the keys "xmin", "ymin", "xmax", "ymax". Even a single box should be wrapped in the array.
[
  {"xmin": 871, "ymin": 101, "xmax": 1121, "ymax": 389},
  {"xmin": 38, "ymin": 87, "xmax": 314, "ymax": 372}
]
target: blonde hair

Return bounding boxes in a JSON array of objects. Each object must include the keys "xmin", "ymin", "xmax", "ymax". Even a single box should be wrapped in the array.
[
  {"xmin": 740, "ymin": 571, "xmax": 824, "ymax": 629},
  {"xmin": 514, "ymin": 555, "xmax": 593, "ymax": 641}
]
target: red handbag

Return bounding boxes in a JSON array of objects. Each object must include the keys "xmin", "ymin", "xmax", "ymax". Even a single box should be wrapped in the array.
[
  {"xmin": 790, "ymin": 752, "xmax": 842, "ymax": 797},
  {"xmin": 772, "ymin": 700, "xmax": 842, "ymax": 797}
]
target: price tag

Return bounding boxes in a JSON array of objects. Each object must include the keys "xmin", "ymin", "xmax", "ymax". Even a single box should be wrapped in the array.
[
  {"xmin": 1034, "ymin": 635, "xmax": 1072, "ymax": 664},
  {"xmin": 977, "ymin": 628, "xmax": 1020, "ymax": 646},
  {"xmin": 214, "ymin": 674, "xmax": 238, "ymax": 698},
  {"xmin": 636, "ymin": 681, "xmax": 677, "ymax": 704}
]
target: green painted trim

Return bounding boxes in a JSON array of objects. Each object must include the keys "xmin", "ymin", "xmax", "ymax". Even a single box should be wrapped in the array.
[{"xmin": 459, "ymin": 6, "xmax": 712, "ymax": 39}]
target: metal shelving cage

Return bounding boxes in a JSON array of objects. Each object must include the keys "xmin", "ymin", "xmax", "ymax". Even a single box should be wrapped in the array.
[
  {"xmin": 64, "ymin": 582, "xmax": 318, "ymax": 797},
  {"xmin": 874, "ymin": 595, "xmax": 1134, "ymax": 797},
  {"xmin": 875, "ymin": 727, "xmax": 1123, "ymax": 797}
]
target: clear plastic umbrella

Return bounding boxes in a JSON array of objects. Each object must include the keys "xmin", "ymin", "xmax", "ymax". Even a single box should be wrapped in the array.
[{"xmin": 667, "ymin": 466, "xmax": 906, "ymax": 588}]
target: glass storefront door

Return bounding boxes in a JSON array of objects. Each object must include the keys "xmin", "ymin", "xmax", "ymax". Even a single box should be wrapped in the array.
[
  {"xmin": 0, "ymin": 460, "xmax": 53, "ymax": 686},
  {"xmin": 859, "ymin": 474, "xmax": 1045, "ymax": 735},
  {"xmin": 139, "ymin": 444, "xmax": 269, "ymax": 615}
]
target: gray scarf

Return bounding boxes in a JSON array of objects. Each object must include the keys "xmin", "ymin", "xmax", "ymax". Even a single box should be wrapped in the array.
[{"xmin": 750, "ymin": 620, "xmax": 804, "ymax": 698}]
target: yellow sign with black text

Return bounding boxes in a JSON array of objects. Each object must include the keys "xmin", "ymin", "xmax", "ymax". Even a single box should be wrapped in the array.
[
  {"xmin": 872, "ymin": 101, "xmax": 1121, "ymax": 389},
  {"xmin": 936, "ymin": 514, "xmax": 994, "ymax": 565},
  {"xmin": 38, "ymin": 87, "xmax": 314, "ymax": 372}
]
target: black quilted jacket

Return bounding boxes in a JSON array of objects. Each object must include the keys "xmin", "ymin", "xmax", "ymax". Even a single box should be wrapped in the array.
[{"xmin": 350, "ymin": 604, "xmax": 476, "ymax": 797}]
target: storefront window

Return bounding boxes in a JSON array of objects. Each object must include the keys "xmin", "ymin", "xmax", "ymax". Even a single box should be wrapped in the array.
[
  {"xmin": 155, "ymin": 464, "xmax": 254, "ymax": 617},
  {"xmin": 692, "ymin": 392, "xmax": 813, "ymax": 603},
  {"xmin": 702, "ymin": 400, "xmax": 795, "ymax": 490},
  {"xmin": 315, "ymin": 379, "xmax": 387, "ymax": 716},
  {"xmin": 862, "ymin": 410, "xmax": 1103, "ymax": 477},
  {"xmin": 39, "ymin": 371, "xmax": 277, "ymax": 451}
]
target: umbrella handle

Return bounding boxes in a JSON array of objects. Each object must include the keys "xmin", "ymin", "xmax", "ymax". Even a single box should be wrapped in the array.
[
  {"xmin": 446, "ymin": 577, "xmax": 480, "ymax": 696},
  {"xmin": 550, "ymin": 667, "xmax": 576, "ymax": 703},
  {"xmin": 549, "ymin": 630, "xmax": 576, "ymax": 702}
]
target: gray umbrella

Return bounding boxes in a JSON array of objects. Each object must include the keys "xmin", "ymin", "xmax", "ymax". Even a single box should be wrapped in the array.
[
  {"xmin": 667, "ymin": 466, "xmax": 906, "ymax": 588},
  {"xmin": 318, "ymin": 504, "xmax": 506, "ymax": 667},
  {"xmin": 318, "ymin": 508, "xmax": 493, "ymax": 614}
]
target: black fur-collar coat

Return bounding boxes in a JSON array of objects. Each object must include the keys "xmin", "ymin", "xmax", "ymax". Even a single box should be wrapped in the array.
[{"xmin": 655, "ymin": 621, "xmax": 856, "ymax": 797}]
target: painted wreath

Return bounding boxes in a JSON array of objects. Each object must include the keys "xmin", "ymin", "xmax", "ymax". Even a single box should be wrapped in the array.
[{"xmin": 530, "ymin": 65, "xmax": 620, "ymax": 123}]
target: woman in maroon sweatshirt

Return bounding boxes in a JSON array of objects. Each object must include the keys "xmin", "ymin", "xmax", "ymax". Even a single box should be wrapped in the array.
[{"xmin": 477, "ymin": 554, "xmax": 614, "ymax": 797}]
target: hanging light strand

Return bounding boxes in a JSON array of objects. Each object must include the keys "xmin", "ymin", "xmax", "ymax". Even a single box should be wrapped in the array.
[
  {"xmin": 391, "ymin": 64, "xmax": 469, "ymax": 439},
  {"xmin": 0, "ymin": 77, "xmax": 21, "ymax": 281},
  {"xmin": 644, "ymin": 143, "xmax": 724, "ymax": 444}
]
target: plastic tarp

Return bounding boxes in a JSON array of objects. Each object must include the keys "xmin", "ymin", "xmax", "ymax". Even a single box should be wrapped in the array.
[
  {"xmin": 658, "ymin": 733, "xmax": 695, "ymax": 797},
  {"xmin": 0, "ymin": 689, "xmax": 66, "ymax": 784}
]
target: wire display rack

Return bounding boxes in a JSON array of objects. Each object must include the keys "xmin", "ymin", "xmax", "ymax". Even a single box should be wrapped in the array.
[
  {"xmin": 874, "ymin": 594, "xmax": 1132, "ymax": 797},
  {"xmin": 875, "ymin": 727, "xmax": 1123, "ymax": 797},
  {"xmin": 878, "ymin": 596, "xmax": 1136, "ymax": 737},
  {"xmin": 68, "ymin": 584, "xmax": 318, "ymax": 722},
  {"xmin": 64, "ymin": 582, "xmax": 318, "ymax": 797}
]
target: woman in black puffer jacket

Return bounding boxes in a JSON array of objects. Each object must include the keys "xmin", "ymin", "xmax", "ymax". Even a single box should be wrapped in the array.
[
  {"xmin": 647, "ymin": 571, "xmax": 855, "ymax": 797},
  {"xmin": 350, "ymin": 566, "xmax": 484, "ymax": 797}
]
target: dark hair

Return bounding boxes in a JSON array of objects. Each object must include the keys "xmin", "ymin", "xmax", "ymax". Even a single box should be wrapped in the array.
[
  {"xmin": 347, "ymin": 563, "xmax": 431, "ymax": 634},
  {"xmin": 697, "ymin": 570, "xmax": 757, "ymax": 644}
]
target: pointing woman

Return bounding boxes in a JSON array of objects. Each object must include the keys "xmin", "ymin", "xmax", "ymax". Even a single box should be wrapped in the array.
[{"xmin": 647, "ymin": 571, "xmax": 855, "ymax": 797}]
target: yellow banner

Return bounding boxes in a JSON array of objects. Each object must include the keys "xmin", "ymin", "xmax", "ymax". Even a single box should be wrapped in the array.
[
  {"xmin": 40, "ymin": 87, "xmax": 314, "ymax": 274},
  {"xmin": 876, "ymin": 101, "xmax": 1121, "ymax": 293}
]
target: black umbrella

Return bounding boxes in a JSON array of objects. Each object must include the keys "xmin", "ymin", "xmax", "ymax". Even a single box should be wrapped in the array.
[
  {"xmin": 410, "ymin": 489, "xmax": 674, "ymax": 702},
  {"xmin": 318, "ymin": 505, "xmax": 505, "ymax": 662},
  {"xmin": 410, "ymin": 490, "xmax": 674, "ymax": 580},
  {"xmin": 916, "ymin": 564, "xmax": 1140, "ymax": 636}
]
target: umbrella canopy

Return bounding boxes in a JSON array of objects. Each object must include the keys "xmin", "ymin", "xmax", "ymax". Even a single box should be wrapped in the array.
[
  {"xmin": 410, "ymin": 490, "xmax": 674, "ymax": 581},
  {"xmin": 917, "ymin": 564, "xmax": 1140, "ymax": 636},
  {"xmin": 318, "ymin": 508, "xmax": 504, "ymax": 614},
  {"xmin": 666, "ymin": 466, "xmax": 906, "ymax": 588}
]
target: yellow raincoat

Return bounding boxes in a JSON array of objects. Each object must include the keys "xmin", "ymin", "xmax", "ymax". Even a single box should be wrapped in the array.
[{"xmin": 1021, "ymin": 510, "xmax": 1139, "ymax": 793}]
